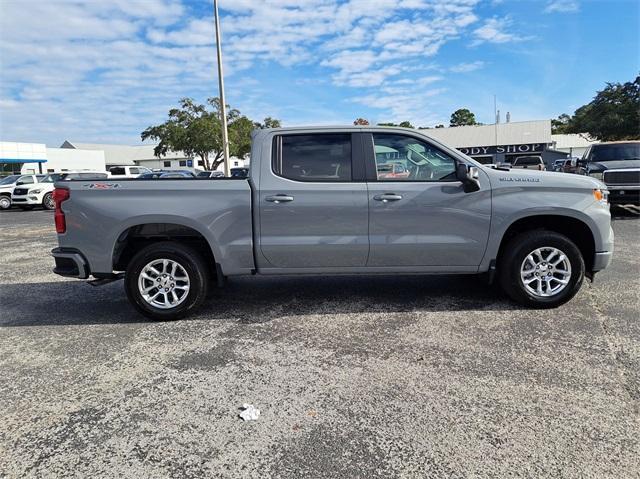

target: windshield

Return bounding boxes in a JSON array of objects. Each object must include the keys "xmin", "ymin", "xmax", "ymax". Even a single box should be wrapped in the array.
[
  {"xmin": 590, "ymin": 144, "xmax": 640, "ymax": 162},
  {"xmin": 0, "ymin": 175, "xmax": 19, "ymax": 185}
]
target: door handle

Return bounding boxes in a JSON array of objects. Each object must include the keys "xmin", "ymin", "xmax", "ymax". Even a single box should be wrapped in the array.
[
  {"xmin": 373, "ymin": 193, "xmax": 403, "ymax": 202},
  {"xmin": 265, "ymin": 194, "xmax": 294, "ymax": 203}
]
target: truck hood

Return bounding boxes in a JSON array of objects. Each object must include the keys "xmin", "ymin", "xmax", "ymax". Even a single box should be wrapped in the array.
[
  {"xmin": 485, "ymin": 167, "xmax": 605, "ymax": 190},
  {"xmin": 587, "ymin": 160, "xmax": 640, "ymax": 171}
]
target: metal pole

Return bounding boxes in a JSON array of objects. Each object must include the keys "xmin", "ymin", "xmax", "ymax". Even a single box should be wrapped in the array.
[{"xmin": 214, "ymin": 0, "xmax": 231, "ymax": 177}]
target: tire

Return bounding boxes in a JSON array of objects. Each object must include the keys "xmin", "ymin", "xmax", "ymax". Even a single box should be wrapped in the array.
[
  {"xmin": 125, "ymin": 242, "xmax": 209, "ymax": 320},
  {"xmin": 43, "ymin": 192, "xmax": 55, "ymax": 210},
  {"xmin": 0, "ymin": 196, "xmax": 10, "ymax": 210},
  {"xmin": 498, "ymin": 230, "xmax": 585, "ymax": 308},
  {"xmin": 19, "ymin": 205, "xmax": 34, "ymax": 211}
]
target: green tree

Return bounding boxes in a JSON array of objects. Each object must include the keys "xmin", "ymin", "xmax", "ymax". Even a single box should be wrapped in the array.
[
  {"xmin": 353, "ymin": 118, "xmax": 370, "ymax": 125},
  {"xmin": 377, "ymin": 121, "xmax": 414, "ymax": 128},
  {"xmin": 566, "ymin": 76, "xmax": 639, "ymax": 140},
  {"xmin": 449, "ymin": 108, "xmax": 478, "ymax": 127},
  {"xmin": 551, "ymin": 113, "xmax": 572, "ymax": 134},
  {"xmin": 142, "ymin": 98, "xmax": 281, "ymax": 171}
]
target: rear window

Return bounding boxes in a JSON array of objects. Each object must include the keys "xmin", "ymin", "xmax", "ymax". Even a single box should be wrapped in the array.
[
  {"xmin": 273, "ymin": 134, "xmax": 352, "ymax": 182},
  {"xmin": 513, "ymin": 156, "xmax": 542, "ymax": 166}
]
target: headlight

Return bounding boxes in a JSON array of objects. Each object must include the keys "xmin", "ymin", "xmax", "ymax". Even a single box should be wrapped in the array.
[
  {"xmin": 593, "ymin": 189, "xmax": 609, "ymax": 205},
  {"xmin": 29, "ymin": 189, "xmax": 42, "ymax": 194},
  {"xmin": 589, "ymin": 171, "xmax": 603, "ymax": 180}
]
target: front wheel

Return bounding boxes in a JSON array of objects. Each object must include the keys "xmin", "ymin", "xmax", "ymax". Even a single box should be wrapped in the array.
[
  {"xmin": 43, "ymin": 192, "xmax": 55, "ymax": 210},
  {"xmin": 125, "ymin": 242, "xmax": 209, "ymax": 320},
  {"xmin": 0, "ymin": 196, "xmax": 10, "ymax": 210},
  {"xmin": 499, "ymin": 230, "xmax": 585, "ymax": 308}
]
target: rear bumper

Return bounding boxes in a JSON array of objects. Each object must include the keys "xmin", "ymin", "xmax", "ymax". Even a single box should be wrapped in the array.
[{"xmin": 51, "ymin": 247, "xmax": 90, "ymax": 279}]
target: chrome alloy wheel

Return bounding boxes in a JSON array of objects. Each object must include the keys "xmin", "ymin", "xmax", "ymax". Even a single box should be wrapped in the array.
[
  {"xmin": 138, "ymin": 259, "xmax": 190, "ymax": 309},
  {"xmin": 520, "ymin": 247, "xmax": 572, "ymax": 298},
  {"xmin": 44, "ymin": 194, "xmax": 55, "ymax": 209}
]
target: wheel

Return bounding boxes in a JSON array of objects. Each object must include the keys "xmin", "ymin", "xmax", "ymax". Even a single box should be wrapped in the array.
[
  {"xmin": 125, "ymin": 242, "xmax": 209, "ymax": 320},
  {"xmin": 43, "ymin": 192, "xmax": 55, "ymax": 210},
  {"xmin": 499, "ymin": 230, "xmax": 585, "ymax": 308},
  {"xmin": 19, "ymin": 205, "xmax": 34, "ymax": 211},
  {"xmin": 0, "ymin": 196, "xmax": 10, "ymax": 210}
]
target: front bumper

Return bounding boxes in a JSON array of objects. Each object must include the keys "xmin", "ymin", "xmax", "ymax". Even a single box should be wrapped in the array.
[
  {"xmin": 51, "ymin": 247, "xmax": 90, "ymax": 279},
  {"xmin": 11, "ymin": 193, "xmax": 44, "ymax": 205}
]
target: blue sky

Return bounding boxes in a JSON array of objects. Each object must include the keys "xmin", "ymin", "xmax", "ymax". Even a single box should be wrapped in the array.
[{"xmin": 0, "ymin": 0, "xmax": 638, "ymax": 146}]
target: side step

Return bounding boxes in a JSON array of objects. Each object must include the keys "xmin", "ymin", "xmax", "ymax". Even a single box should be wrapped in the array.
[{"xmin": 88, "ymin": 272, "xmax": 125, "ymax": 287}]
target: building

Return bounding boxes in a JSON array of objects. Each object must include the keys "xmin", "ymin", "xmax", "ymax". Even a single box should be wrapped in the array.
[
  {"xmin": 60, "ymin": 141, "xmax": 246, "ymax": 172},
  {"xmin": 550, "ymin": 134, "xmax": 599, "ymax": 159},
  {"xmin": 424, "ymin": 120, "xmax": 568, "ymax": 168},
  {"xmin": 0, "ymin": 142, "xmax": 105, "ymax": 175}
]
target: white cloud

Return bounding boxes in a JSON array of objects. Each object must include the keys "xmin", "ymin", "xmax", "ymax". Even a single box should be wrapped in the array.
[
  {"xmin": 450, "ymin": 61, "xmax": 485, "ymax": 73},
  {"xmin": 472, "ymin": 17, "xmax": 523, "ymax": 45},
  {"xmin": 544, "ymin": 0, "xmax": 580, "ymax": 13}
]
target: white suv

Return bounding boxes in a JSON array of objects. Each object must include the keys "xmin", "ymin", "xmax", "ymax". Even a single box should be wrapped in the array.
[
  {"xmin": 0, "ymin": 174, "xmax": 45, "ymax": 210},
  {"xmin": 11, "ymin": 171, "xmax": 108, "ymax": 210}
]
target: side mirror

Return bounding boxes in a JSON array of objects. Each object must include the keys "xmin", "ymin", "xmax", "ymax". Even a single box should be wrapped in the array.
[{"xmin": 456, "ymin": 163, "xmax": 480, "ymax": 193}]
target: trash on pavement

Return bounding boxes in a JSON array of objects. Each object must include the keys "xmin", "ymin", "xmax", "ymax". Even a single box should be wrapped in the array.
[{"xmin": 239, "ymin": 403, "xmax": 260, "ymax": 421}]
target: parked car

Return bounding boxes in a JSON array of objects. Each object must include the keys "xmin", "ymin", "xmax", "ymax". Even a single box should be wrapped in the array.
[
  {"xmin": 138, "ymin": 170, "xmax": 196, "ymax": 179},
  {"xmin": 197, "ymin": 170, "xmax": 225, "ymax": 178},
  {"xmin": 0, "ymin": 174, "xmax": 46, "ymax": 210},
  {"xmin": 51, "ymin": 126, "xmax": 613, "ymax": 320},
  {"xmin": 579, "ymin": 141, "xmax": 640, "ymax": 205},
  {"xmin": 230, "ymin": 167, "xmax": 249, "ymax": 178},
  {"xmin": 377, "ymin": 163, "xmax": 410, "ymax": 179},
  {"xmin": 511, "ymin": 156, "xmax": 546, "ymax": 171},
  {"xmin": 561, "ymin": 157, "xmax": 581, "ymax": 174},
  {"xmin": 11, "ymin": 171, "xmax": 108, "ymax": 210},
  {"xmin": 108, "ymin": 166, "xmax": 152, "ymax": 178},
  {"xmin": 553, "ymin": 159, "xmax": 566, "ymax": 172}
]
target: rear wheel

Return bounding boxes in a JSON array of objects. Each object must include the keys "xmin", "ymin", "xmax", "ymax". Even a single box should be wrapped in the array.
[
  {"xmin": 499, "ymin": 230, "xmax": 585, "ymax": 308},
  {"xmin": 43, "ymin": 192, "xmax": 55, "ymax": 210},
  {"xmin": 0, "ymin": 196, "xmax": 10, "ymax": 210},
  {"xmin": 125, "ymin": 242, "xmax": 209, "ymax": 320}
]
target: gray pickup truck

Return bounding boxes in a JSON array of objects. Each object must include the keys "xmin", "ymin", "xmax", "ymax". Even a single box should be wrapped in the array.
[{"xmin": 51, "ymin": 126, "xmax": 614, "ymax": 320}]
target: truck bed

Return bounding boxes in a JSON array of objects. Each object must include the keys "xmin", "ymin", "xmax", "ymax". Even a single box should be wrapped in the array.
[{"xmin": 54, "ymin": 178, "xmax": 254, "ymax": 276}]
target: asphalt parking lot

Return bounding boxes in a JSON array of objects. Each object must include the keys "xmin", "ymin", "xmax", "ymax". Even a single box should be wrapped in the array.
[{"xmin": 1, "ymin": 207, "xmax": 639, "ymax": 478}]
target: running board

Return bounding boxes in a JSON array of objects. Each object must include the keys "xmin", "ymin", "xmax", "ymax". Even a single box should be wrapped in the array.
[{"xmin": 88, "ymin": 272, "xmax": 125, "ymax": 287}]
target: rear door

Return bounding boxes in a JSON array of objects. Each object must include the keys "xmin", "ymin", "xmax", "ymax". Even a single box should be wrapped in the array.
[
  {"xmin": 365, "ymin": 132, "xmax": 491, "ymax": 268},
  {"xmin": 258, "ymin": 132, "xmax": 369, "ymax": 268}
]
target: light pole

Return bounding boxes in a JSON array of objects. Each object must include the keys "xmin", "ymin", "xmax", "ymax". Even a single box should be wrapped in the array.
[{"xmin": 213, "ymin": 0, "xmax": 231, "ymax": 177}]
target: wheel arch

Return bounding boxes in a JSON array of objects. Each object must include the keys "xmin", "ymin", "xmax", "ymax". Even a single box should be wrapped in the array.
[
  {"xmin": 495, "ymin": 214, "xmax": 596, "ymax": 272},
  {"xmin": 112, "ymin": 220, "xmax": 220, "ymax": 277}
]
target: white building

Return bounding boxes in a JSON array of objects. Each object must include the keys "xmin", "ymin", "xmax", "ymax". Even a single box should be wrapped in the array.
[
  {"xmin": 550, "ymin": 134, "xmax": 599, "ymax": 159},
  {"xmin": 61, "ymin": 141, "xmax": 246, "ymax": 172},
  {"xmin": 0, "ymin": 142, "xmax": 105, "ymax": 175}
]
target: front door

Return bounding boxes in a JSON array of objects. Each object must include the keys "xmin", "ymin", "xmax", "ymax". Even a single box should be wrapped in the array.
[
  {"xmin": 258, "ymin": 132, "xmax": 369, "ymax": 269},
  {"xmin": 366, "ymin": 132, "xmax": 491, "ymax": 267}
]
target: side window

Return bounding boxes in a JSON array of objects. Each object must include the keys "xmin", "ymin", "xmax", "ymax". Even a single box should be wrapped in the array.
[
  {"xmin": 19, "ymin": 176, "xmax": 35, "ymax": 184},
  {"xmin": 274, "ymin": 134, "xmax": 352, "ymax": 182},
  {"xmin": 110, "ymin": 167, "xmax": 125, "ymax": 175},
  {"xmin": 372, "ymin": 134, "xmax": 456, "ymax": 182},
  {"xmin": 129, "ymin": 167, "xmax": 140, "ymax": 174}
]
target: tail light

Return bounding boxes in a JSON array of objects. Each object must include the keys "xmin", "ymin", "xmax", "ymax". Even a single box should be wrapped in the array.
[{"xmin": 53, "ymin": 188, "xmax": 70, "ymax": 233}]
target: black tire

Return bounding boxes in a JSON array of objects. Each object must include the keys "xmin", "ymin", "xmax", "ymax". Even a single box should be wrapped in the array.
[
  {"xmin": 498, "ymin": 230, "xmax": 585, "ymax": 308},
  {"xmin": 125, "ymin": 242, "xmax": 209, "ymax": 320},
  {"xmin": 0, "ymin": 196, "xmax": 10, "ymax": 210},
  {"xmin": 43, "ymin": 192, "xmax": 55, "ymax": 210},
  {"xmin": 18, "ymin": 205, "xmax": 34, "ymax": 211}
]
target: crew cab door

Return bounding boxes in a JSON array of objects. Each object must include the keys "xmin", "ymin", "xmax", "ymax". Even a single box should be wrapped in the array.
[
  {"xmin": 365, "ymin": 132, "xmax": 491, "ymax": 268},
  {"xmin": 258, "ymin": 132, "xmax": 369, "ymax": 268}
]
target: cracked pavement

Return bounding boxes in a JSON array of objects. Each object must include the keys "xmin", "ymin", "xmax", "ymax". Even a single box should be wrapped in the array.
[{"xmin": 1, "ymin": 207, "xmax": 638, "ymax": 478}]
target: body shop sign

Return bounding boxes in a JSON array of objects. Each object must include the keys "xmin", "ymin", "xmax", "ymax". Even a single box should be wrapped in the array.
[{"xmin": 457, "ymin": 143, "xmax": 543, "ymax": 156}]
